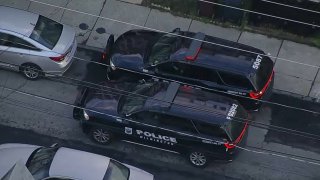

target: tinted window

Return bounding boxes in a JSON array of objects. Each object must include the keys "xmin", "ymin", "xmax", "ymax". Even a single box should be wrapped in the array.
[
  {"xmin": 0, "ymin": 33, "xmax": 38, "ymax": 50},
  {"xmin": 132, "ymin": 111, "xmax": 160, "ymax": 126},
  {"xmin": 30, "ymin": 15, "xmax": 63, "ymax": 49},
  {"xmin": 194, "ymin": 121, "xmax": 227, "ymax": 138},
  {"xmin": 158, "ymin": 114, "xmax": 196, "ymax": 133},
  {"xmin": 119, "ymin": 82, "xmax": 168, "ymax": 115},
  {"xmin": 219, "ymin": 71, "xmax": 253, "ymax": 89},
  {"xmin": 157, "ymin": 62, "xmax": 220, "ymax": 83},
  {"xmin": 104, "ymin": 159, "xmax": 129, "ymax": 180},
  {"xmin": 149, "ymin": 33, "xmax": 180, "ymax": 65}
]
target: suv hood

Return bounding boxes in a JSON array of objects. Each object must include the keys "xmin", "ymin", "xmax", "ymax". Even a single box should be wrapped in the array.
[
  {"xmin": 84, "ymin": 81, "xmax": 137, "ymax": 117},
  {"xmin": 111, "ymin": 53, "xmax": 144, "ymax": 71}
]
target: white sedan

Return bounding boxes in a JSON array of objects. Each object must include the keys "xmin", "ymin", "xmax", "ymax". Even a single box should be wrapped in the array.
[{"xmin": 0, "ymin": 143, "xmax": 154, "ymax": 180}]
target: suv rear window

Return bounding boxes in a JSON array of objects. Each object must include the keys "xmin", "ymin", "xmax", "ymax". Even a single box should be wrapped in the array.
[
  {"xmin": 225, "ymin": 105, "xmax": 248, "ymax": 141},
  {"xmin": 194, "ymin": 121, "xmax": 228, "ymax": 138},
  {"xmin": 30, "ymin": 15, "xmax": 63, "ymax": 49},
  {"xmin": 219, "ymin": 71, "xmax": 253, "ymax": 89},
  {"xmin": 251, "ymin": 58, "xmax": 274, "ymax": 91}
]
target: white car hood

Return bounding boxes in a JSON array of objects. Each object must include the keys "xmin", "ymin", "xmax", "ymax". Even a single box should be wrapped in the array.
[
  {"xmin": 0, "ymin": 144, "xmax": 40, "ymax": 179},
  {"xmin": 126, "ymin": 164, "xmax": 154, "ymax": 180}
]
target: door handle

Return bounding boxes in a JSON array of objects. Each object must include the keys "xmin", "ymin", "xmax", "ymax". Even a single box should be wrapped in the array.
[{"xmin": 116, "ymin": 118, "xmax": 122, "ymax": 123}]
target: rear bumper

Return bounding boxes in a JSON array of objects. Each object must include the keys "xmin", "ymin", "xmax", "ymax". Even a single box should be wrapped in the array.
[{"xmin": 46, "ymin": 40, "xmax": 77, "ymax": 77}]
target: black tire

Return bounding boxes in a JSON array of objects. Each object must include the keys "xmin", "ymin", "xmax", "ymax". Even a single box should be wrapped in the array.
[
  {"xmin": 188, "ymin": 150, "xmax": 208, "ymax": 168},
  {"xmin": 89, "ymin": 127, "xmax": 112, "ymax": 145},
  {"xmin": 20, "ymin": 63, "xmax": 42, "ymax": 80}
]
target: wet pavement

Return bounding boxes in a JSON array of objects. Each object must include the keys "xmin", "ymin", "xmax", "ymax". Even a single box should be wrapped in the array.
[{"xmin": 266, "ymin": 93, "xmax": 320, "ymax": 154}]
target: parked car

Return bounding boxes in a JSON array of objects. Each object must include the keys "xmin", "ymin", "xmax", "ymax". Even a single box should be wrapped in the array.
[
  {"xmin": 102, "ymin": 29, "xmax": 274, "ymax": 110},
  {"xmin": 0, "ymin": 143, "xmax": 154, "ymax": 180},
  {"xmin": 73, "ymin": 80, "xmax": 249, "ymax": 167},
  {"xmin": 0, "ymin": 6, "xmax": 77, "ymax": 80}
]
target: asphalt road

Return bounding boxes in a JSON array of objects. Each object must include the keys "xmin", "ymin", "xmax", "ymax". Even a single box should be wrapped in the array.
[{"xmin": 0, "ymin": 47, "xmax": 319, "ymax": 180}]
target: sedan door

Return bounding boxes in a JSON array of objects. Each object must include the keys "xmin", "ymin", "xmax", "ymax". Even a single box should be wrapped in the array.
[{"xmin": 0, "ymin": 32, "xmax": 41, "ymax": 71}]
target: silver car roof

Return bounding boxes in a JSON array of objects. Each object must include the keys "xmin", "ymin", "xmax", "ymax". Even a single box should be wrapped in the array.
[
  {"xmin": 0, "ymin": 144, "xmax": 39, "ymax": 179},
  {"xmin": 0, "ymin": 6, "xmax": 38, "ymax": 37},
  {"xmin": 49, "ymin": 147, "xmax": 111, "ymax": 180}
]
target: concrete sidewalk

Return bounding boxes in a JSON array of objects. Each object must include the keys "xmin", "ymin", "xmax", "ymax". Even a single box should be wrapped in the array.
[{"xmin": 1, "ymin": 0, "xmax": 320, "ymax": 100}]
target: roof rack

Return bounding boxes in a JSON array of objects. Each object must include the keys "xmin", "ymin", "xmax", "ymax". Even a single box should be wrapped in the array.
[
  {"xmin": 185, "ymin": 32, "xmax": 205, "ymax": 61},
  {"xmin": 161, "ymin": 82, "xmax": 180, "ymax": 108}
]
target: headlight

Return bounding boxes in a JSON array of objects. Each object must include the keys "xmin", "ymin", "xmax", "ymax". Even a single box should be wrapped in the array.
[
  {"xmin": 83, "ymin": 110, "xmax": 89, "ymax": 120},
  {"xmin": 110, "ymin": 60, "xmax": 116, "ymax": 70}
]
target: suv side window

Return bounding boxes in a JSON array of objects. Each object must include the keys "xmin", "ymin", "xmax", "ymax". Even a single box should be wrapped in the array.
[
  {"xmin": 131, "ymin": 111, "xmax": 160, "ymax": 126},
  {"xmin": 218, "ymin": 71, "xmax": 253, "ymax": 89},
  {"xmin": 194, "ymin": 121, "xmax": 228, "ymax": 139},
  {"xmin": 0, "ymin": 32, "xmax": 39, "ymax": 50},
  {"xmin": 158, "ymin": 114, "xmax": 197, "ymax": 133},
  {"xmin": 156, "ymin": 62, "xmax": 180, "ymax": 75},
  {"xmin": 157, "ymin": 62, "xmax": 221, "ymax": 83}
]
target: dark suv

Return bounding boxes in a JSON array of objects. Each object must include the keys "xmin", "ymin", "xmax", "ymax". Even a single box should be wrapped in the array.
[
  {"xmin": 73, "ymin": 80, "xmax": 249, "ymax": 167},
  {"xmin": 102, "ymin": 29, "xmax": 274, "ymax": 110}
]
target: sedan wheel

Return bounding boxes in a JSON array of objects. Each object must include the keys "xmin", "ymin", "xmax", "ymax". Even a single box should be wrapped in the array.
[
  {"xmin": 22, "ymin": 64, "xmax": 41, "ymax": 80},
  {"xmin": 189, "ymin": 151, "xmax": 207, "ymax": 167},
  {"xmin": 90, "ymin": 127, "xmax": 111, "ymax": 144}
]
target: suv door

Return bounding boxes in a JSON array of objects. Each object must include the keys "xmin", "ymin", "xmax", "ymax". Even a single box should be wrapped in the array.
[
  {"xmin": 155, "ymin": 113, "xmax": 200, "ymax": 153},
  {"xmin": 128, "ymin": 111, "xmax": 199, "ymax": 153},
  {"xmin": 156, "ymin": 62, "xmax": 224, "ymax": 90}
]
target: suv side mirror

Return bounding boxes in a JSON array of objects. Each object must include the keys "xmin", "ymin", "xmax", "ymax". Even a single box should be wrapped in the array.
[{"xmin": 172, "ymin": 28, "xmax": 181, "ymax": 33}]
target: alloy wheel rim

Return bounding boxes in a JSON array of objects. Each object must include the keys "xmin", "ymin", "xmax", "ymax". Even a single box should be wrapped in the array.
[
  {"xmin": 93, "ymin": 129, "xmax": 110, "ymax": 143},
  {"xmin": 24, "ymin": 66, "xmax": 39, "ymax": 79},
  {"xmin": 190, "ymin": 152, "xmax": 206, "ymax": 166}
]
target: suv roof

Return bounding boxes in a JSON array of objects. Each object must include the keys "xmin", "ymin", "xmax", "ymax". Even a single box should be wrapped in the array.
[
  {"xmin": 144, "ymin": 82, "xmax": 244, "ymax": 125},
  {"xmin": 168, "ymin": 31, "xmax": 266, "ymax": 76},
  {"xmin": 0, "ymin": 6, "xmax": 38, "ymax": 36}
]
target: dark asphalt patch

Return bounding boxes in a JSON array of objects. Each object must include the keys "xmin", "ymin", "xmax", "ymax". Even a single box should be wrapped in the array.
[{"xmin": 265, "ymin": 93, "xmax": 320, "ymax": 154}]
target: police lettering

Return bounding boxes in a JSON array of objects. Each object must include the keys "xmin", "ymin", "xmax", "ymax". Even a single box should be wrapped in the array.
[
  {"xmin": 227, "ymin": 104, "xmax": 238, "ymax": 120},
  {"xmin": 252, "ymin": 55, "xmax": 262, "ymax": 69},
  {"xmin": 136, "ymin": 130, "xmax": 177, "ymax": 145}
]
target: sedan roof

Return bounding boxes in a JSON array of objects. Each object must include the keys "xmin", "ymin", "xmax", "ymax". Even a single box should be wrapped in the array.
[
  {"xmin": 49, "ymin": 147, "xmax": 111, "ymax": 180},
  {"xmin": 0, "ymin": 6, "xmax": 38, "ymax": 37}
]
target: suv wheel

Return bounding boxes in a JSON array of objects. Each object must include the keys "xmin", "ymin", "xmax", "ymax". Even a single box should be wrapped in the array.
[
  {"xmin": 188, "ymin": 151, "xmax": 208, "ymax": 168},
  {"xmin": 90, "ymin": 127, "xmax": 112, "ymax": 145},
  {"xmin": 21, "ymin": 64, "xmax": 42, "ymax": 80}
]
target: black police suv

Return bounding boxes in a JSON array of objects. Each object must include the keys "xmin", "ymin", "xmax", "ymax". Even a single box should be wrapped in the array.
[
  {"xmin": 102, "ymin": 29, "xmax": 274, "ymax": 110},
  {"xmin": 73, "ymin": 80, "xmax": 249, "ymax": 167}
]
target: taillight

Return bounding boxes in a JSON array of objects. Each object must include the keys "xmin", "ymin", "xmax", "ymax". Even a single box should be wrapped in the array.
[
  {"xmin": 50, "ymin": 54, "xmax": 66, "ymax": 62},
  {"xmin": 249, "ymin": 71, "xmax": 274, "ymax": 99},
  {"xmin": 102, "ymin": 52, "xmax": 106, "ymax": 60},
  {"xmin": 224, "ymin": 142, "xmax": 235, "ymax": 149},
  {"xmin": 249, "ymin": 91, "xmax": 263, "ymax": 99}
]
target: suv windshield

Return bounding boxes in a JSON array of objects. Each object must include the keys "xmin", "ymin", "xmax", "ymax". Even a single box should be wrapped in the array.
[
  {"xmin": 251, "ymin": 58, "xmax": 274, "ymax": 91},
  {"xmin": 119, "ymin": 82, "xmax": 166, "ymax": 115},
  {"xmin": 103, "ymin": 160, "xmax": 129, "ymax": 180},
  {"xmin": 149, "ymin": 33, "xmax": 180, "ymax": 65},
  {"xmin": 30, "ymin": 15, "xmax": 63, "ymax": 49}
]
